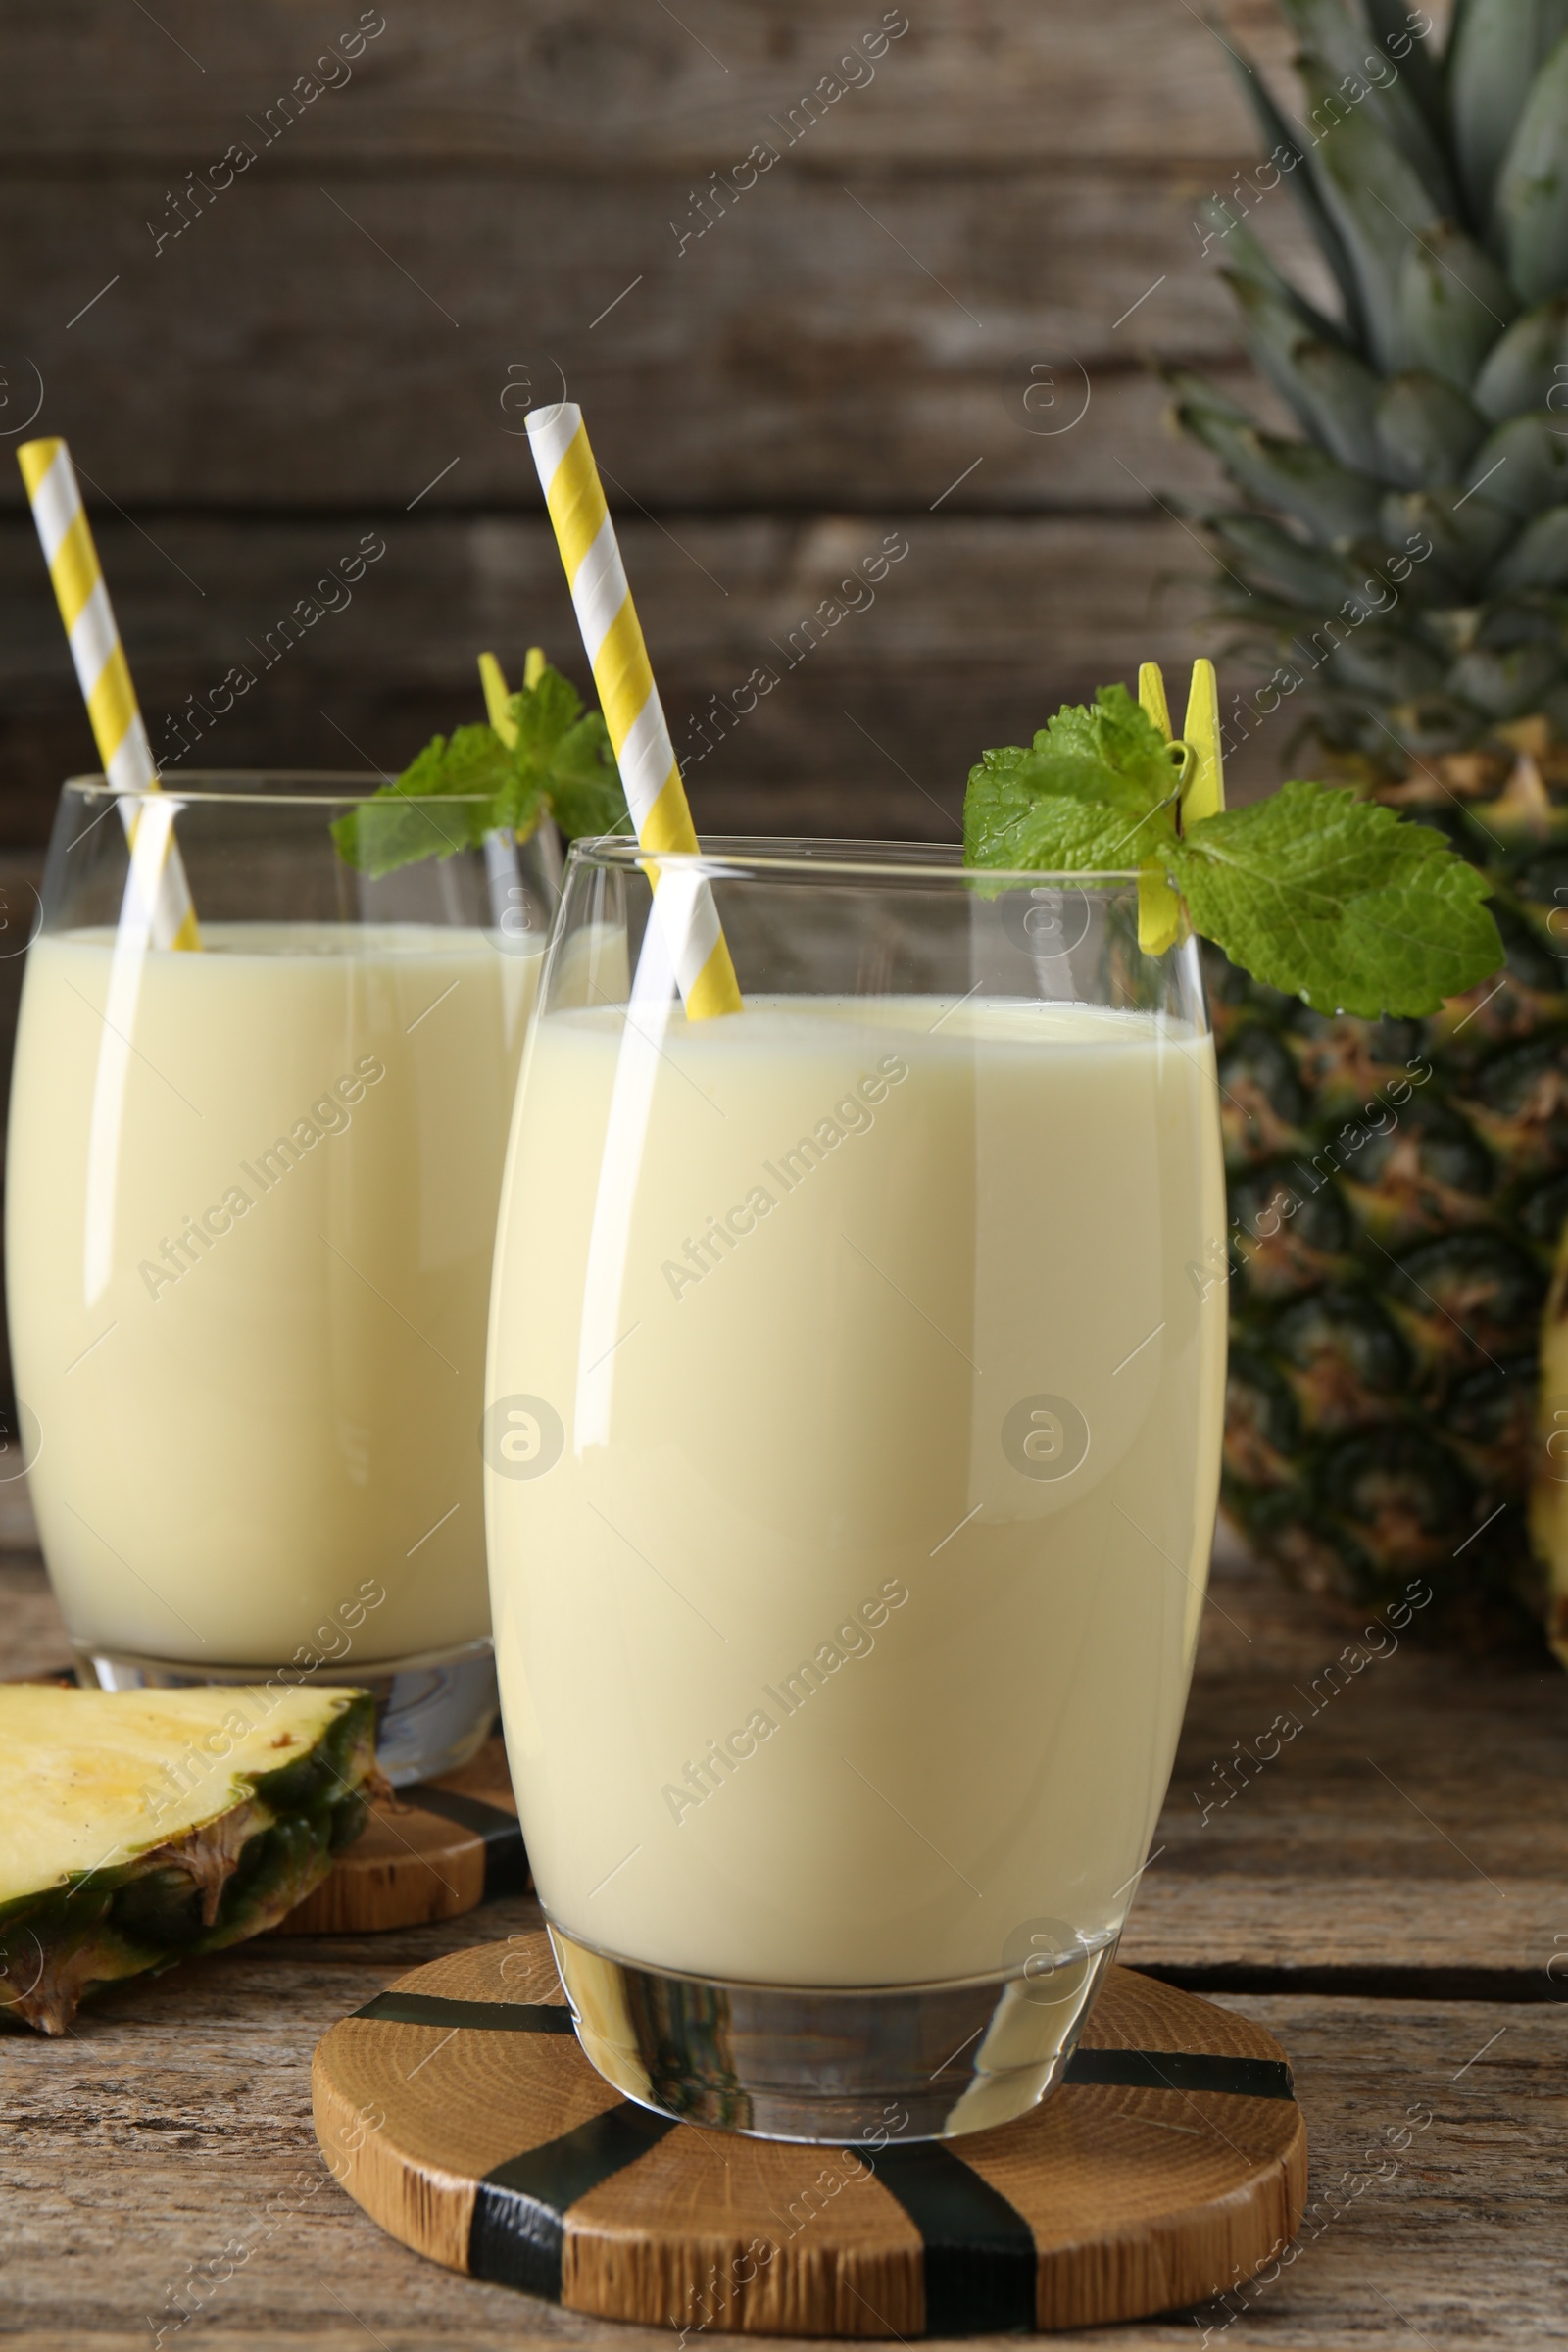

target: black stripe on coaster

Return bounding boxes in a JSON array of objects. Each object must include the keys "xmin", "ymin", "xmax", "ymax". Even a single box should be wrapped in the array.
[
  {"xmin": 850, "ymin": 2142, "xmax": 1037, "ymax": 2336},
  {"xmin": 350, "ymin": 1991, "xmax": 574, "ymax": 2034},
  {"xmin": 408, "ymin": 1786, "xmax": 530, "ymax": 1899},
  {"xmin": 1064, "ymin": 2046, "xmax": 1295, "ymax": 2100},
  {"xmin": 347, "ymin": 1993, "xmax": 1295, "ymax": 2104},
  {"xmin": 469, "ymin": 2105, "xmax": 678, "ymax": 2297}
]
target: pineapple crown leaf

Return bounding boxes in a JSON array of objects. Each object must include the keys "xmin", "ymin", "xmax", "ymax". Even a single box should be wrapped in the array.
[
  {"xmin": 1277, "ymin": 0, "xmax": 1456, "ymax": 211},
  {"xmin": 1448, "ymin": 0, "xmax": 1568, "ymax": 238},
  {"xmin": 962, "ymin": 682, "xmax": 1505, "ymax": 1018},
  {"xmin": 1203, "ymin": 199, "xmax": 1347, "ymax": 347},
  {"xmin": 1178, "ymin": 0, "xmax": 1568, "ymax": 763},
  {"xmin": 1177, "ymin": 396, "xmax": 1385, "ymax": 541},
  {"xmin": 1218, "ymin": 31, "xmax": 1368, "ymax": 337},
  {"xmin": 1495, "ymin": 31, "xmax": 1568, "ymax": 305}
]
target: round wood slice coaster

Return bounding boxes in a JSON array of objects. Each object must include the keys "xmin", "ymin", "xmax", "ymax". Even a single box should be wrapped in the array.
[
  {"xmin": 277, "ymin": 1739, "xmax": 527, "ymax": 1934},
  {"xmin": 314, "ymin": 1932, "xmax": 1306, "ymax": 2335}
]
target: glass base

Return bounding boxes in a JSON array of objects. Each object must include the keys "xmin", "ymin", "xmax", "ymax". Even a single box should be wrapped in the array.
[
  {"xmin": 549, "ymin": 1922, "xmax": 1117, "ymax": 2143},
  {"xmin": 72, "ymin": 1636, "xmax": 498, "ymax": 1787}
]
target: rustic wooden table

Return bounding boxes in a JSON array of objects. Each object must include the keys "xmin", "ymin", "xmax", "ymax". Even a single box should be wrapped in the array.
[{"xmin": 4, "ymin": 1530, "xmax": 1565, "ymax": 2350}]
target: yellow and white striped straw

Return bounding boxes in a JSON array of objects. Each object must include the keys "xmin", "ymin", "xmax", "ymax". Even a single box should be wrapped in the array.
[
  {"xmin": 18, "ymin": 437, "xmax": 199, "ymax": 951},
  {"xmin": 524, "ymin": 403, "xmax": 741, "ymax": 1020}
]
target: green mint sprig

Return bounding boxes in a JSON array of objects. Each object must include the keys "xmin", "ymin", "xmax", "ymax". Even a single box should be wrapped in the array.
[
  {"xmin": 963, "ymin": 685, "xmax": 1502, "ymax": 1017},
  {"xmin": 331, "ymin": 660, "xmax": 631, "ymax": 879}
]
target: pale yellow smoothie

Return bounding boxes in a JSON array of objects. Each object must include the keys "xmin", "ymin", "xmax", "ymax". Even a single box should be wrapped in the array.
[
  {"xmin": 487, "ymin": 994, "xmax": 1226, "ymax": 1986},
  {"xmin": 9, "ymin": 923, "xmax": 539, "ymax": 1664}
]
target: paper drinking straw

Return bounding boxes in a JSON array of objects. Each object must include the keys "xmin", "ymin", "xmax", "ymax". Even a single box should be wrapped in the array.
[
  {"xmin": 524, "ymin": 403, "xmax": 742, "ymax": 1020},
  {"xmin": 17, "ymin": 437, "xmax": 200, "ymax": 951},
  {"xmin": 1134, "ymin": 658, "xmax": 1225, "ymax": 956}
]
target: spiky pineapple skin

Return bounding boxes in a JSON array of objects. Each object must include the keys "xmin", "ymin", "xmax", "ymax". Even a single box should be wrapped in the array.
[
  {"xmin": 1173, "ymin": 0, "xmax": 1568, "ymax": 1632},
  {"xmin": 0, "ymin": 1687, "xmax": 379, "ymax": 2033},
  {"xmin": 1531, "ymin": 1209, "xmax": 1568, "ymax": 1664},
  {"xmin": 1213, "ymin": 735, "xmax": 1568, "ymax": 1640}
]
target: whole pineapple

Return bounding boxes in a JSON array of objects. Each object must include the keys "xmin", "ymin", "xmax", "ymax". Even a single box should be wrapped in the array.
[
  {"xmin": 1534, "ymin": 1212, "xmax": 1568, "ymax": 1659},
  {"xmin": 1176, "ymin": 0, "xmax": 1568, "ymax": 1640}
]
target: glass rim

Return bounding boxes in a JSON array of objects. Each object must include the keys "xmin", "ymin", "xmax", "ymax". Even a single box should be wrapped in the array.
[
  {"xmin": 56, "ymin": 797, "xmax": 1152, "ymax": 889},
  {"xmin": 63, "ymin": 769, "xmax": 496, "ymax": 809},
  {"xmin": 567, "ymin": 835, "xmax": 1146, "ymax": 888}
]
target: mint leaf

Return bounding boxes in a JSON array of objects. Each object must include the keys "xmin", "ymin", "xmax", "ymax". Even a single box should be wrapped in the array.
[
  {"xmin": 331, "ymin": 663, "xmax": 630, "ymax": 878},
  {"xmin": 960, "ymin": 684, "xmax": 1505, "ymax": 1018},
  {"xmin": 504, "ymin": 671, "xmax": 628, "ymax": 844},
  {"xmin": 331, "ymin": 728, "xmax": 509, "ymax": 879},
  {"xmin": 1171, "ymin": 782, "xmax": 1503, "ymax": 1016},
  {"xmin": 1033, "ymin": 684, "xmax": 1181, "ymax": 802},
  {"xmin": 544, "ymin": 722, "xmax": 631, "ymax": 841},
  {"xmin": 963, "ymin": 685, "xmax": 1182, "ymax": 871},
  {"xmin": 964, "ymin": 767, "xmax": 1173, "ymax": 872}
]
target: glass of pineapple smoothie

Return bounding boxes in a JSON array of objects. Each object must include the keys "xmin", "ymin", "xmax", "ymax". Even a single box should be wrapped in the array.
[
  {"xmin": 8, "ymin": 774, "xmax": 556, "ymax": 1781},
  {"xmin": 486, "ymin": 839, "xmax": 1227, "ymax": 2140}
]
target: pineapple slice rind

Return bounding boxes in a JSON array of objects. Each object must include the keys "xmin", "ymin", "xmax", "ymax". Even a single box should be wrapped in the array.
[{"xmin": 0, "ymin": 1684, "xmax": 371, "ymax": 1912}]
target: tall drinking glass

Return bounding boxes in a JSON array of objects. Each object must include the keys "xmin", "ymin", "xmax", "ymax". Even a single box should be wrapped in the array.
[
  {"xmin": 486, "ymin": 840, "xmax": 1226, "ymax": 2140},
  {"xmin": 8, "ymin": 773, "xmax": 557, "ymax": 1780}
]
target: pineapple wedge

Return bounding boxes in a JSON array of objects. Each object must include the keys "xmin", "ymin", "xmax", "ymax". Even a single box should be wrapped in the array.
[{"xmin": 0, "ymin": 1684, "xmax": 378, "ymax": 2034}]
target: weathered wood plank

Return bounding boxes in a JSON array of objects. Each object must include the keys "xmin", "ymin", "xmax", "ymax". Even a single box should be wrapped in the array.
[
  {"xmin": 1162, "ymin": 1535, "xmax": 1568, "ymax": 1885},
  {"xmin": 1116, "ymin": 1531, "xmax": 1568, "ymax": 1982},
  {"xmin": 2, "ymin": 1, "xmax": 1303, "ymax": 168},
  {"xmin": 0, "ymin": 171, "xmax": 1310, "ymax": 510},
  {"xmin": 1125, "ymin": 1873, "xmax": 1568, "ymax": 1984},
  {"xmin": 0, "ymin": 1552, "xmax": 66, "ymax": 1675},
  {"xmin": 1, "ymin": 1961, "xmax": 1559, "ymax": 2346},
  {"xmin": 0, "ymin": 508, "xmax": 1256, "ymax": 844}
]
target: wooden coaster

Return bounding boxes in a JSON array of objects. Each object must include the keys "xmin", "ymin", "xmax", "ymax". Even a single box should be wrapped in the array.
[
  {"xmin": 314, "ymin": 1933, "xmax": 1306, "ymax": 2335},
  {"xmin": 277, "ymin": 1738, "xmax": 528, "ymax": 1934}
]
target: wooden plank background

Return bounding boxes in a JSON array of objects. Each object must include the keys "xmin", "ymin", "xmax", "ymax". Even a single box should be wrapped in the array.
[{"xmin": 0, "ymin": 0, "xmax": 1320, "ymax": 846}]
